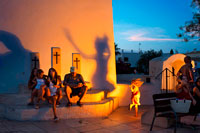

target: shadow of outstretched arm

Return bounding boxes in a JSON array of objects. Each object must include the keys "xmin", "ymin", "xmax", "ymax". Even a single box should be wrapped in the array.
[{"xmin": 64, "ymin": 29, "xmax": 95, "ymax": 59}]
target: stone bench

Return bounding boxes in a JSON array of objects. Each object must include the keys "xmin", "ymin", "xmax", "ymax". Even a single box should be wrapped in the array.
[
  {"xmin": 0, "ymin": 97, "xmax": 118, "ymax": 121},
  {"xmin": 0, "ymin": 89, "xmax": 119, "ymax": 121}
]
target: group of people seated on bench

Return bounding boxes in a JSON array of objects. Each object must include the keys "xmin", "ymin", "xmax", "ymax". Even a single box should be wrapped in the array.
[
  {"xmin": 176, "ymin": 56, "xmax": 200, "ymax": 114},
  {"xmin": 27, "ymin": 66, "xmax": 88, "ymax": 121}
]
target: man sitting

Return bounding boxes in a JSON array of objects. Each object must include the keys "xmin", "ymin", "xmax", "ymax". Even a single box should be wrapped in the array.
[{"xmin": 63, "ymin": 66, "xmax": 88, "ymax": 107}]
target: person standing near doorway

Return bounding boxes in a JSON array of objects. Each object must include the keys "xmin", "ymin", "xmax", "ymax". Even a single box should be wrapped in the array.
[{"xmin": 177, "ymin": 56, "xmax": 194, "ymax": 91}]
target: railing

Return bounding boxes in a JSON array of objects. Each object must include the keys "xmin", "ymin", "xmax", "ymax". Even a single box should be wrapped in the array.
[{"xmin": 155, "ymin": 68, "xmax": 177, "ymax": 93}]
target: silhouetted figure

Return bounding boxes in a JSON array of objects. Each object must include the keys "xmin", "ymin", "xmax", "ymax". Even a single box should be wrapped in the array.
[
  {"xmin": 64, "ymin": 30, "xmax": 114, "ymax": 90},
  {"xmin": 177, "ymin": 56, "xmax": 194, "ymax": 91},
  {"xmin": 0, "ymin": 30, "xmax": 30, "ymax": 93}
]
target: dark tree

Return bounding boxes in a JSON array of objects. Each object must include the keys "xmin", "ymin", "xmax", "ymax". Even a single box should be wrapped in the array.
[
  {"xmin": 137, "ymin": 50, "xmax": 163, "ymax": 74},
  {"xmin": 178, "ymin": 0, "xmax": 200, "ymax": 42},
  {"xmin": 115, "ymin": 43, "xmax": 121, "ymax": 55},
  {"xmin": 170, "ymin": 49, "xmax": 174, "ymax": 54}
]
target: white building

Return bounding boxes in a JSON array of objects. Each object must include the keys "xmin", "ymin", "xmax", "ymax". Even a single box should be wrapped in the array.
[
  {"xmin": 116, "ymin": 50, "xmax": 141, "ymax": 67},
  {"xmin": 149, "ymin": 54, "xmax": 195, "ymax": 92}
]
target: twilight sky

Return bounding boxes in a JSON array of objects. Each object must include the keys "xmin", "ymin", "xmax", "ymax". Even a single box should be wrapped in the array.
[{"xmin": 112, "ymin": 0, "xmax": 199, "ymax": 53}]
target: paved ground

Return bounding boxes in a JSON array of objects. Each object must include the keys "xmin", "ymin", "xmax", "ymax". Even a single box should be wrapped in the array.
[{"xmin": 1, "ymin": 106, "xmax": 200, "ymax": 133}]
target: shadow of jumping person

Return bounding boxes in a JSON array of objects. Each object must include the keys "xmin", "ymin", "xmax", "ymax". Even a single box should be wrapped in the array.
[
  {"xmin": 0, "ymin": 30, "xmax": 31, "ymax": 93},
  {"xmin": 64, "ymin": 29, "xmax": 114, "ymax": 91}
]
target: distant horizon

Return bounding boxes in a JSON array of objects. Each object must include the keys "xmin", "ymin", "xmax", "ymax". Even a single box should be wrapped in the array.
[
  {"xmin": 116, "ymin": 48, "xmax": 189, "ymax": 54},
  {"xmin": 112, "ymin": 0, "xmax": 199, "ymax": 53}
]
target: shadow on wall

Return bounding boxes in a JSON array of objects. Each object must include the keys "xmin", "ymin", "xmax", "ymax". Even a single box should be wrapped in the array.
[
  {"xmin": 64, "ymin": 29, "xmax": 114, "ymax": 91},
  {"xmin": 0, "ymin": 30, "xmax": 31, "ymax": 93}
]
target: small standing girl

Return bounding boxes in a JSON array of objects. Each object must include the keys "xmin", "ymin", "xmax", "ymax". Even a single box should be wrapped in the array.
[
  {"xmin": 46, "ymin": 68, "xmax": 62, "ymax": 121},
  {"xmin": 129, "ymin": 78, "xmax": 144, "ymax": 117}
]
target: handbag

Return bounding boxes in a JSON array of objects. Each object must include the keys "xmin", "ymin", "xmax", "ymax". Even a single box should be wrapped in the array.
[{"xmin": 170, "ymin": 99, "xmax": 191, "ymax": 113}]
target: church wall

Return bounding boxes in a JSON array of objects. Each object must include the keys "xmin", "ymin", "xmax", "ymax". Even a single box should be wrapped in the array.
[{"xmin": 0, "ymin": 0, "xmax": 116, "ymax": 93}]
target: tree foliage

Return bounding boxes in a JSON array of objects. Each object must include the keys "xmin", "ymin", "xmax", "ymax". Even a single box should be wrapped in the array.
[
  {"xmin": 137, "ymin": 50, "xmax": 163, "ymax": 74},
  {"xmin": 178, "ymin": 0, "xmax": 200, "ymax": 42},
  {"xmin": 170, "ymin": 49, "xmax": 174, "ymax": 54},
  {"xmin": 115, "ymin": 43, "xmax": 121, "ymax": 55}
]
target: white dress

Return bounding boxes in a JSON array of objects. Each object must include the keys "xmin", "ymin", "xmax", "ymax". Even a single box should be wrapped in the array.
[
  {"xmin": 35, "ymin": 79, "xmax": 45, "ymax": 90},
  {"xmin": 49, "ymin": 81, "xmax": 57, "ymax": 96}
]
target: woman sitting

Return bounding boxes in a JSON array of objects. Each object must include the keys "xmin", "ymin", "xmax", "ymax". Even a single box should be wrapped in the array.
[
  {"xmin": 46, "ymin": 68, "xmax": 62, "ymax": 121},
  {"xmin": 28, "ymin": 69, "xmax": 47, "ymax": 109},
  {"xmin": 175, "ymin": 78, "xmax": 196, "ymax": 106}
]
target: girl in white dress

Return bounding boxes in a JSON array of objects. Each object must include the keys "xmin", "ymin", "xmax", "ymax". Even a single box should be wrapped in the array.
[
  {"xmin": 28, "ymin": 69, "xmax": 47, "ymax": 109},
  {"xmin": 35, "ymin": 69, "xmax": 47, "ymax": 109},
  {"xmin": 46, "ymin": 68, "xmax": 62, "ymax": 121}
]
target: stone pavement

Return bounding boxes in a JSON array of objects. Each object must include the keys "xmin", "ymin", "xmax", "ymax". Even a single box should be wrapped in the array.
[{"xmin": 1, "ymin": 106, "xmax": 200, "ymax": 133}]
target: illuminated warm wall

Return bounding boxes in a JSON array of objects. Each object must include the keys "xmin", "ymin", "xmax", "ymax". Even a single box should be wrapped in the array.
[{"xmin": 0, "ymin": 0, "xmax": 116, "ymax": 93}]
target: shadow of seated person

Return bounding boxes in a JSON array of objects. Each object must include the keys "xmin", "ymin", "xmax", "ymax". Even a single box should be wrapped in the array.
[
  {"xmin": 175, "ymin": 78, "xmax": 199, "ymax": 115},
  {"xmin": 63, "ymin": 66, "xmax": 88, "ymax": 107}
]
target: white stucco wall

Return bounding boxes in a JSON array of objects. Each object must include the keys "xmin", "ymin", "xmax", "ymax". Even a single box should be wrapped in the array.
[
  {"xmin": 121, "ymin": 52, "xmax": 141, "ymax": 67},
  {"xmin": 0, "ymin": 0, "xmax": 116, "ymax": 93}
]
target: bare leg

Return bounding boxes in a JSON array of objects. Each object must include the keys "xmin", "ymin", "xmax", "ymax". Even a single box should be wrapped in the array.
[
  {"xmin": 35, "ymin": 90, "xmax": 40, "ymax": 109},
  {"xmin": 65, "ymin": 85, "xmax": 72, "ymax": 103},
  {"xmin": 135, "ymin": 104, "xmax": 138, "ymax": 117},
  {"xmin": 78, "ymin": 86, "xmax": 88, "ymax": 102},
  {"xmin": 194, "ymin": 87, "xmax": 200, "ymax": 98},
  {"xmin": 30, "ymin": 89, "xmax": 37, "ymax": 103},
  {"xmin": 56, "ymin": 88, "xmax": 62, "ymax": 104},
  {"xmin": 130, "ymin": 95, "xmax": 134, "ymax": 110},
  {"xmin": 130, "ymin": 103, "xmax": 134, "ymax": 111},
  {"xmin": 39, "ymin": 85, "xmax": 46, "ymax": 101},
  {"xmin": 52, "ymin": 96, "xmax": 58, "ymax": 119},
  {"xmin": 46, "ymin": 88, "xmax": 52, "ymax": 104}
]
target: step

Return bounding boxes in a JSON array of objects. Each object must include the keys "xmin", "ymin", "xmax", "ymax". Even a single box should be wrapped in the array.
[
  {"xmin": 0, "ymin": 89, "xmax": 105, "ymax": 105},
  {"xmin": 70, "ymin": 89, "xmax": 105, "ymax": 103},
  {"xmin": 0, "ymin": 97, "xmax": 119, "ymax": 121}
]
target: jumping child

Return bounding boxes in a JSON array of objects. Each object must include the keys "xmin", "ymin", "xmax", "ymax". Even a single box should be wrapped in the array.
[{"xmin": 129, "ymin": 78, "xmax": 144, "ymax": 117}]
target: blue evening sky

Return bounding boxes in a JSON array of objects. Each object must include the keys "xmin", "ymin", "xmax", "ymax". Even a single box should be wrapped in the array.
[{"xmin": 112, "ymin": 0, "xmax": 199, "ymax": 53}]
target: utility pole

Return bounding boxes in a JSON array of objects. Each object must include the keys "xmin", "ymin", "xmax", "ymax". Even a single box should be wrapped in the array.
[{"xmin": 139, "ymin": 43, "xmax": 141, "ymax": 54}]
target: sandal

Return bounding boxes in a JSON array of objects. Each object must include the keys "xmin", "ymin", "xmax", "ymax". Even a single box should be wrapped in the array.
[
  {"xmin": 77, "ymin": 101, "xmax": 83, "ymax": 107},
  {"xmin": 35, "ymin": 104, "xmax": 39, "ymax": 109},
  {"xmin": 56, "ymin": 102, "xmax": 61, "ymax": 107},
  {"xmin": 66, "ymin": 102, "xmax": 72, "ymax": 107},
  {"xmin": 54, "ymin": 116, "xmax": 59, "ymax": 122}
]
